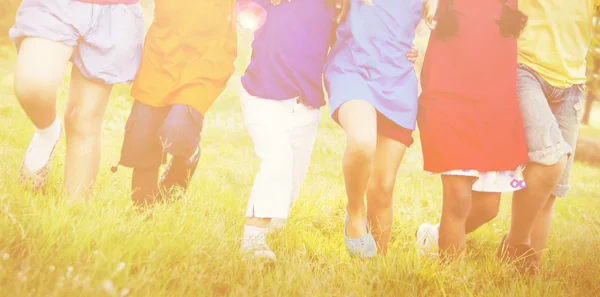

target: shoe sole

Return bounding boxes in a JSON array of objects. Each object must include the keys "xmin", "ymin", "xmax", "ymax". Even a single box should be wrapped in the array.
[{"xmin": 20, "ymin": 129, "xmax": 61, "ymax": 191}]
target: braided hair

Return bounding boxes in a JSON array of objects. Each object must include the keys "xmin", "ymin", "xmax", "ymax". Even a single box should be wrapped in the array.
[{"xmin": 435, "ymin": 0, "xmax": 528, "ymax": 39}]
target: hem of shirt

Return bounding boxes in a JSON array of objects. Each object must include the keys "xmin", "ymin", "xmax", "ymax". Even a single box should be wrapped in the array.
[
  {"xmin": 240, "ymin": 77, "xmax": 324, "ymax": 109},
  {"xmin": 130, "ymin": 91, "xmax": 209, "ymax": 116},
  {"xmin": 517, "ymin": 57, "xmax": 587, "ymax": 89}
]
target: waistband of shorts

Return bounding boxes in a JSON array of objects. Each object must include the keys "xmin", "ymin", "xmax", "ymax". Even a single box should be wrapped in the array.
[{"xmin": 74, "ymin": 0, "xmax": 140, "ymax": 5}]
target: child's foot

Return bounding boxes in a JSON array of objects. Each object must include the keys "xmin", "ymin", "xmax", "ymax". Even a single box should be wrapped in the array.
[
  {"xmin": 160, "ymin": 147, "xmax": 200, "ymax": 195},
  {"xmin": 344, "ymin": 214, "xmax": 377, "ymax": 258},
  {"xmin": 497, "ymin": 234, "xmax": 539, "ymax": 275},
  {"xmin": 416, "ymin": 222, "xmax": 439, "ymax": 257},
  {"xmin": 20, "ymin": 115, "xmax": 62, "ymax": 191},
  {"xmin": 241, "ymin": 225, "xmax": 277, "ymax": 262}
]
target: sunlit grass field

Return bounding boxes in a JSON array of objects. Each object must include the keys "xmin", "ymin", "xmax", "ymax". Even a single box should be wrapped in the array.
[{"xmin": 1, "ymin": 28, "xmax": 600, "ymax": 296}]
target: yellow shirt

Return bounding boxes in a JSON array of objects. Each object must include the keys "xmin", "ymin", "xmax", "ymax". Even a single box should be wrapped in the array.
[
  {"xmin": 131, "ymin": 1, "xmax": 237, "ymax": 114},
  {"xmin": 518, "ymin": 0, "xmax": 600, "ymax": 88}
]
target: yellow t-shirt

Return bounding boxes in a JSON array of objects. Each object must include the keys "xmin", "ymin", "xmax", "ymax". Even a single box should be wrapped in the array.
[{"xmin": 518, "ymin": 0, "xmax": 600, "ymax": 88}]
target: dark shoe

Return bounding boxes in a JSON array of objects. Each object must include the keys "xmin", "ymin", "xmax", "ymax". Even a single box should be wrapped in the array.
[
  {"xmin": 159, "ymin": 148, "xmax": 200, "ymax": 194},
  {"xmin": 497, "ymin": 234, "xmax": 539, "ymax": 276}
]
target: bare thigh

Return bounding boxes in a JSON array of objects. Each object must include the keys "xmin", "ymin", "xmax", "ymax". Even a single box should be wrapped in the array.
[
  {"xmin": 14, "ymin": 38, "xmax": 73, "ymax": 127},
  {"xmin": 338, "ymin": 100, "xmax": 378, "ymax": 146}
]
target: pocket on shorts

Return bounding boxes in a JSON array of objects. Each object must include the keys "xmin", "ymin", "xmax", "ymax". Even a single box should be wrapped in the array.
[{"xmin": 571, "ymin": 85, "xmax": 585, "ymax": 122}]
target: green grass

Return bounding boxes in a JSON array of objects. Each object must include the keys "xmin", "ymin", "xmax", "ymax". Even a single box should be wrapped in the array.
[{"xmin": 1, "ymin": 40, "xmax": 600, "ymax": 297}]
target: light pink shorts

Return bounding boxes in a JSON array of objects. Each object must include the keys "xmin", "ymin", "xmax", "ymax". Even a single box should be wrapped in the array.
[{"xmin": 9, "ymin": 0, "xmax": 145, "ymax": 84}]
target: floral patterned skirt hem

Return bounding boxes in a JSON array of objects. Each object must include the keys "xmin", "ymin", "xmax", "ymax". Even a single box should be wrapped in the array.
[{"xmin": 427, "ymin": 165, "xmax": 527, "ymax": 193}]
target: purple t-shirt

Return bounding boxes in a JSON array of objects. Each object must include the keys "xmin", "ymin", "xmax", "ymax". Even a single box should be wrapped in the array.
[{"xmin": 240, "ymin": 0, "xmax": 336, "ymax": 108}]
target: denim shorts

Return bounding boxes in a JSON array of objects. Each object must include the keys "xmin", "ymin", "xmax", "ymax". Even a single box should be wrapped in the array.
[
  {"xmin": 9, "ymin": 0, "xmax": 145, "ymax": 84},
  {"xmin": 517, "ymin": 64, "xmax": 584, "ymax": 197},
  {"xmin": 119, "ymin": 101, "xmax": 204, "ymax": 169}
]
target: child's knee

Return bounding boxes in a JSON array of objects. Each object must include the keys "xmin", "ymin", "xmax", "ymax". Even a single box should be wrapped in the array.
[
  {"xmin": 530, "ymin": 155, "xmax": 569, "ymax": 190},
  {"xmin": 367, "ymin": 177, "xmax": 394, "ymax": 209},
  {"xmin": 480, "ymin": 198, "xmax": 500, "ymax": 221},
  {"xmin": 160, "ymin": 105, "xmax": 204, "ymax": 158},
  {"xmin": 64, "ymin": 104, "xmax": 103, "ymax": 137},
  {"xmin": 443, "ymin": 187, "xmax": 473, "ymax": 219},
  {"xmin": 14, "ymin": 74, "xmax": 57, "ymax": 107},
  {"xmin": 346, "ymin": 133, "xmax": 376, "ymax": 163}
]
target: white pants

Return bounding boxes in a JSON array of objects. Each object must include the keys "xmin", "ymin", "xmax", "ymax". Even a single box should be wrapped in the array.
[{"xmin": 240, "ymin": 86, "xmax": 321, "ymax": 219}]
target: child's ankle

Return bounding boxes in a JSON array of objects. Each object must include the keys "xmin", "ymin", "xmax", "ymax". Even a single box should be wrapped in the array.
[{"xmin": 246, "ymin": 217, "xmax": 272, "ymax": 228}]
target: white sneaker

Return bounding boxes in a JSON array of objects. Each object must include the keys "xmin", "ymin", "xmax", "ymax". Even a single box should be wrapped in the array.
[
  {"xmin": 416, "ymin": 222, "xmax": 439, "ymax": 257},
  {"xmin": 20, "ymin": 118, "xmax": 62, "ymax": 191},
  {"xmin": 241, "ymin": 225, "xmax": 277, "ymax": 262}
]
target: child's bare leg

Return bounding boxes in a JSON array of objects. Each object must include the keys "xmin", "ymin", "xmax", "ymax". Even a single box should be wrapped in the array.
[
  {"xmin": 439, "ymin": 175, "xmax": 475, "ymax": 260},
  {"xmin": 465, "ymin": 192, "xmax": 501, "ymax": 234},
  {"xmin": 529, "ymin": 196, "xmax": 556, "ymax": 260},
  {"xmin": 508, "ymin": 159, "xmax": 566, "ymax": 247},
  {"xmin": 247, "ymin": 218, "xmax": 271, "ymax": 228},
  {"xmin": 15, "ymin": 38, "xmax": 72, "ymax": 188},
  {"xmin": 63, "ymin": 66, "xmax": 112, "ymax": 199},
  {"xmin": 416, "ymin": 190, "xmax": 500, "ymax": 256},
  {"xmin": 338, "ymin": 100, "xmax": 378, "ymax": 239},
  {"xmin": 14, "ymin": 38, "xmax": 72, "ymax": 128},
  {"xmin": 366, "ymin": 133, "xmax": 406, "ymax": 254}
]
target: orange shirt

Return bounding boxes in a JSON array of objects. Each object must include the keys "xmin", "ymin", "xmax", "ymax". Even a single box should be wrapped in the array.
[{"xmin": 131, "ymin": 0, "xmax": 237, "ymax": 114}]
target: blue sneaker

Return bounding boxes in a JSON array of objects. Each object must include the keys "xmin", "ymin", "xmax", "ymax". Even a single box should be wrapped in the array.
[{"xmin": 344, "ymin": 215, "xmax": 377, "ymax": 258}]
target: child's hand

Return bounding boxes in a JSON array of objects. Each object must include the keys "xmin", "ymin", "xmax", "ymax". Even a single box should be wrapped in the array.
[
  {"xmin": 407, "ymin": 46, "xmax": 419, "ymax": 64},
  {"xmin": 270, "ymin": 0, "xmax": 290, "ymax": 5}
]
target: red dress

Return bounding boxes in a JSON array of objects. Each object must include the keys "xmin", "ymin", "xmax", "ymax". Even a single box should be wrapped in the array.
[{"xmin": 418, "ymin": 0, "xmax": 528, "ymax": 173}]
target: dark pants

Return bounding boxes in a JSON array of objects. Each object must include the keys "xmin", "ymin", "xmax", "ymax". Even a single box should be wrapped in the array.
[
  {"xmin": 119, "ymin": 101, "xmax": 204, "ymax": 205},
  {"xmin": 119, "ymin": 101, "xmax": 204, "ymax": 169}
]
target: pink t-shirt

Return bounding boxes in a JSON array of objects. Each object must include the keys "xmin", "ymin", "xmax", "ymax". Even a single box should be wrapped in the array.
[{"xmin": 75, "ymin": 0, "xmax": 139, "ymax": 4}]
